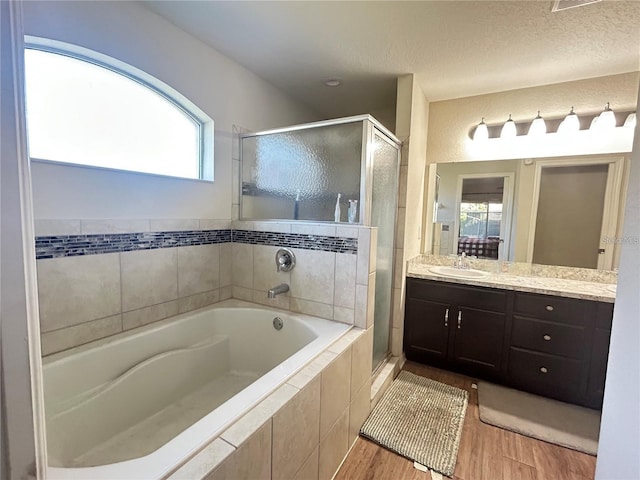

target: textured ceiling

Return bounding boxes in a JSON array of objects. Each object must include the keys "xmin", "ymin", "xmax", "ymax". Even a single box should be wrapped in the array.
[{"xmin": 143, "ymin": 1, "xmax": 640, "ymax": 119}]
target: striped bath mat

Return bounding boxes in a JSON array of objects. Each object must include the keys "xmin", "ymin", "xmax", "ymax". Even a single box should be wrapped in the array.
[{"xmin": 360, "ymin": 371, "xmax": 468, "ymax": 477}]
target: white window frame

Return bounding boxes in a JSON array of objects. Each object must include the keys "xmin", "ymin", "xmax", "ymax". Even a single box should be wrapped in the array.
[{"xmin": 24, "ymin": 36, "xmax": 214, "ymax": 181}]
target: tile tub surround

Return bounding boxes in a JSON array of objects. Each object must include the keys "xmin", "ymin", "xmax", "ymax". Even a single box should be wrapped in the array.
[
  {"xmin": 407, "ymin": 255, "xmax": 616, "ymax": 303},
  {"xmin": 230, "ymin": 221, "xmax": 376, "ymax": 328},
  {"xmin": 169, "ymin": 327, "xmax": 373, "ymax": 480},
  {"xmin": 35, "ymin": 219, "xmax": 375, "ymax": 355}
]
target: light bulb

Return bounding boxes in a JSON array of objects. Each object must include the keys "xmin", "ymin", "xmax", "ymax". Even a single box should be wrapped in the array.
[
  {"xmin": 591, "ymin": 102, "xmax": 616, "ymax": 130},
  {"xmin": 500, "ymin": 114, "xmax": 517, "ymax": 139},
  {"xmin": 473, "ymin": 117, "xmax": 489, "ymax": 141},
  {"xmin": 624, "ymin": 113, "xmax": 636, "ymax": 128},
  {"xmin": 527, "ymin": 111, "xmax": 546, "ymax": 136},
  {"xmin": 557, "ymin": 107, "xmax": 580, "ymax": 134}
]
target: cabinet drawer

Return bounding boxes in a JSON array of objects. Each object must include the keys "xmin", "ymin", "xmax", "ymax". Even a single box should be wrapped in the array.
[
  {"xmin": 508, "ymin": 347, "xmax": 583, "ymax": 400},
  {"xmin": 511, "ymin": 316, "xmax": 587, "ymax": 359},
  {"xmin": 513, "ymin": 293, "xmax": 585, "ymax": 325},
  {"xmin": 408, "ymin": 278, "xmax": 506, "ymax": 312}
]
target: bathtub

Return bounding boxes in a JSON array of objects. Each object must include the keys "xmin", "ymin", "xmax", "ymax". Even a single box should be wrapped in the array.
[{"xmin": 43, "ymin": 299, "xmax": 351, "ymax": 480}]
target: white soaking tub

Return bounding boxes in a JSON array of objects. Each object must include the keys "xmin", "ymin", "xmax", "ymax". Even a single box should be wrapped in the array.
[{"xmin": 43, "ymin": 299, "xmax": 350, "ymax": 480}]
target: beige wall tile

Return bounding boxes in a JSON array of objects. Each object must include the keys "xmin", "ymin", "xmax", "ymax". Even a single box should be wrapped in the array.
[
  {"xmin": 391, "ymin": 326, "xmax": 404, "ymax": 357},
  {"xmin": 398, "ymin": 165, "xmax": 409, "ymax": 208},
  {"xmin": 290, "ymin": 249, "xmax": 335, "ymax": 305},
  {"xmin": 393, "ymin": 248, "xmax": 405, "ymax": 287},
  {"xmin": 395, "ymin": 208, "xmax": 406, "ymax": 247},
  {"xmin": 232, "ymin": 286, "xmax": 253, "ymax": 302},
  {"xmin": 351, "ymin": 327, "xmax": 373, "ymax": 397},
  {"xmin": 334, "ymin": 253, "xmax": 356, "ymax": 309},
  {"xmin": 208, "ymin": 421, "xmax": 271, "ymax": 480},
  {"xmin": 81, "ymin": 219, "xmax": 149, "ymax": 234},
  {"xmin": 349, "ymin": 382, "xmax": 371, "ymax": 448},
  {"xmin": 335, "ymin": 226, "xmax": 359, "ymax": 239},
  {"xmin": 222, "ymin": 384, "xmax": 298, "ymax": 448},
  {"xmin": 219, "ymin": 243, "xmax": 232, "ymax": 287},
  {"xmin": 293, "ymin": 447, "xmax": 319, "ymax": 480},
  {"xmin": 41, "ymin": 314, "xmax": 122, "ymax": 356},
  {"xmin": 37, "ymin": 254, "xmax": 121, "ymax": 332},
  {"xmin": 318, "ymin": 408, "xmax": 349, "ymax": 480},
  {"xmin": 320, "ymin": 348, "xmax": 351, "ymax": 438},
  {"xmin": 354, "ymin": 284, "xmax": 368, "ymax": 329},
  {"xmin": 167, "ymin": 439, "xmax": 234, "ymax": 480},
  {"xmin": 366, "ymin": 273, "xmax": 376, "ymax": 329},
  {"xmin": 290, "ymin": 297, "xmax": 333, "ymax": 320},
  {"xmin": 291, "ymin": 224, "xmax": 336, "ymax": 236},
  {"xmin": 35, "ymin": 219, "xmax": 81, "ymax": 236},
  {"xmin": 121, "ymin": 248, "xmax": 178, "ymax": 312},
  {"xmin": 219, "ymin": 285, "xmax": 232, "ymax": 301},
  {"xmin": 149, "ymin": 218, "xmax": 199, "ymax": 232},
  {"xmin": 253, "ymin": 245, "xmax": 290, "ymax": 292},
  {"xmin": 178, "ymin": 289, "xmax": 220, "ymax": 314},
  {"xmin": 287, "ymin": 351, "xmax": 336, "ymax": 391},
  {"xmin": 392, "ymin": 287, "xmax": 405, "ymax": 329},
  {"xmin": 333, "ymin": 306, "xmax": 354, "ymax": 325},
  {"xmin": 198, "ymin": 219, "xmax": 231, "ymax": 230},
  {"xmin": 356, "ymin": 228, "xmax": 371, "ymax": 285},
  {"xmin": 272, "ymin": 376, "xmax": 321, "ymax": 480},
  {"xmin": 178, "ymin": 244, "xmax": 220, "ymax": 297},
  {"xmin": 252, "ymin": 222, "xmax": 292, "ymax": 233},
  {"xmin": 122, "ymin": 300, "xmax": 179, "ymax": 331},
  {"xmin": 232, "ymin": 243, "xmax": 253, "ymax": 289}
]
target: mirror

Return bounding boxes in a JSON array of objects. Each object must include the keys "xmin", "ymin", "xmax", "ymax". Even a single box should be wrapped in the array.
[{"xmin": 428, "ymin": 156, "xmax": 627, "ymax": 270}]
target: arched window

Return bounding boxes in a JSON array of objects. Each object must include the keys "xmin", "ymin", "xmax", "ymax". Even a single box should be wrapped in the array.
[{"xmin": 24, "ymin": 43, "xmax": 213, "ymax": 180}]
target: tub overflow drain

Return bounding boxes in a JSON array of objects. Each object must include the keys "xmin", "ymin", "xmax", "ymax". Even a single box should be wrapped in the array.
[{"xmin": 273, "ymin": 317, "xmax": 283, "ymax": 330}]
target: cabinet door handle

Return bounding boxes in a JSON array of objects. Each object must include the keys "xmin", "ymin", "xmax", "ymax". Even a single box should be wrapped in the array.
[
  {"xmin": 444, "ymin": 308, "xmax": 449, "ymax": 327},
  {"xmin": 545, "ymin": 305, "xmax": 554, "ymax": 312},
  {"xmin": 540, "ymin": 367, "xmax": 548, "ymax": 374},
  {"xmin": 543, "ymin": 334, "xmax": 551, "ymax": 341},
  {"xmin": 457, "ymin": 311, "xmax": 462, "ymax": 329}
]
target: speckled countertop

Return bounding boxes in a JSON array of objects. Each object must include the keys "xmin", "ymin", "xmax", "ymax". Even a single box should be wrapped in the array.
[{"xmin": 407, "ymin": 256, "xmax": 616, "ymax": 303}]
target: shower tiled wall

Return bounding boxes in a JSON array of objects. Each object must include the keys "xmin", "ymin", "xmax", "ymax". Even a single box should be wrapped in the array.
[
  {"xmin": 35, "ymin": 218, "xmax": 376, "ymax": 356},
  {"xmin": 230, "ymin": 221, "xmax": 376, "ymax": 329},
  {"xmin": 35, "ymin": 219, "xmax": 232, "ymax": 356}
]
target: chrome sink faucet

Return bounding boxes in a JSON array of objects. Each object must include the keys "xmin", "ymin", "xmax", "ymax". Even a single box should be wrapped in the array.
[
  {"xmin": 455, "ymin": 252, "xmax": 470, "ymax": 269},
  {"xmin": 268, "ymin": 283, "xmax": 289, "ymax": 299}
]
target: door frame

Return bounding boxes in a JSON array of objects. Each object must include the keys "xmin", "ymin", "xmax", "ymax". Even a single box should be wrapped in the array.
[
  {"xmin": 526, "ymin": 155, "xmax": 625, "ymax": 270},
  {"xmin": 453, "ymin": 172, "xmax": 515, "ymax": 261}
]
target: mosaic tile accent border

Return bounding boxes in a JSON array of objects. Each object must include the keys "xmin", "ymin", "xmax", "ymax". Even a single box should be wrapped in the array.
[
  {"xmin": 35, "ymin": 228, "xmax": 358, "ymax": 259},
  {"xmin": 232, "ymin": 230, "xmax": 358, "ymax": 254},
  {"xmin": 35, "ymin": 230, "xmax": 232, "ymax": 259}
]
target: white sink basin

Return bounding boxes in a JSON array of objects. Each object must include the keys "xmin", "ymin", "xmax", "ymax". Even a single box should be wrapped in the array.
[{"xmin": 428, "ymin": 266, "xmax": 491, "ymax": 280}]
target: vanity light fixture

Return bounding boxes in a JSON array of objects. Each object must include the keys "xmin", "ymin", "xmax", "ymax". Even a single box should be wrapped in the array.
[
  {"xmin": 557, "ymin": 107, "xmax": 580, "ymax": 134},
  {"xmin": 591, "ymin": 102, "xmax": 616, "ymax": 130},
  {"xmin": 624, "ymin": 113, "xmax": 637, "ymax": 129},
  {"xmin": 473, "ymin": 117, "xmax": 489, "ymax": 141},
  {"xmin": 500, "ymin": 114, "xmax": 517, "ymax": 139},
  {"xmin": 527, "ymin": 111, "xmax": 546, "ymax": 136}
]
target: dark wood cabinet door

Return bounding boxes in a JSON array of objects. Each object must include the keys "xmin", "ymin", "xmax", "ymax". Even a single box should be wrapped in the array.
[
  {"xmin": 586, "ymin": 327, "xmax": 612, "ymax": 408},
  {"xmin": 452, "ymin": 307, "xmax": 506, "ymax": 376},
  {"xmin": 404, "ymin": 297, "xmax": 451, "ymax": 364}
]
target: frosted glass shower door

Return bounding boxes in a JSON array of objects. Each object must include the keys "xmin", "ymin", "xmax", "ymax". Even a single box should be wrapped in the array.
[{"xmin": 370, "ymin": 129, "xmax": 400, "ymax": 369}]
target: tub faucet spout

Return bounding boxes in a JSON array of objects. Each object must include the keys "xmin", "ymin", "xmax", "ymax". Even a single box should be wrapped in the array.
[{"xmin": 268, "ymin": 283, "xmax": 289, "ymax": 299}]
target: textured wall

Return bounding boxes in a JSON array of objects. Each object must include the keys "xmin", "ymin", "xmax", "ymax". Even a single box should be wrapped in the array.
[{"xmin": 426, "ymin": 72, "xmax": 640, "ymax": 165}]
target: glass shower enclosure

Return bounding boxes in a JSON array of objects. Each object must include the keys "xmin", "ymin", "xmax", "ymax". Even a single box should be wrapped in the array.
[{"xmin": 240, "ymin": 115, "xmax": 401, "ymax": 370}]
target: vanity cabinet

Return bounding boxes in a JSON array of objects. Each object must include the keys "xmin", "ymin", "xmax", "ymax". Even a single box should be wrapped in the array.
[
  {"xmin": 405, "ymin": 277, "xmax": 613, "ymax": 409},
  {"xmin": 404, "ymin": 279, "xmax": 507, "ymax": 380}
]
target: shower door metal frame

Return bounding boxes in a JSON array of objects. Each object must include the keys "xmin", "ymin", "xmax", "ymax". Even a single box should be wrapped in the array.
[
  {"xmin": 364, "ymin": 121, "xmax": 402, "ymax": 369},
  {"xmin": 238, "ymin": 114, "xmax": 400, "ymax": 225}
]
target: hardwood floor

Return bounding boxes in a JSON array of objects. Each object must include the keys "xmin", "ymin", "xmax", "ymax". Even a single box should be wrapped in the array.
[{"xmin": 335, "ymin": 362, "xmax": 597, "ymax": 480}]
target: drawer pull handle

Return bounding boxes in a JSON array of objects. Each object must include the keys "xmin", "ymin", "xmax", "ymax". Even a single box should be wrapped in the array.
[
  {"xmin": 543, "ymin": 334, "xmax": 551, "ymax": 341},
  {"xmin": 545, "ymin": 305, "xmax": 554, "ymax": 312},
  {"xmin": 540, "ymin": 367, "xmax": 548, "ymax": 374},
  {"xmin": 444, "ymin": 308, "xmax": 449, "ymax": 327},
  {"xmin": 457, "ymin": 311, "xmax": 462, "ymax": 329}
]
